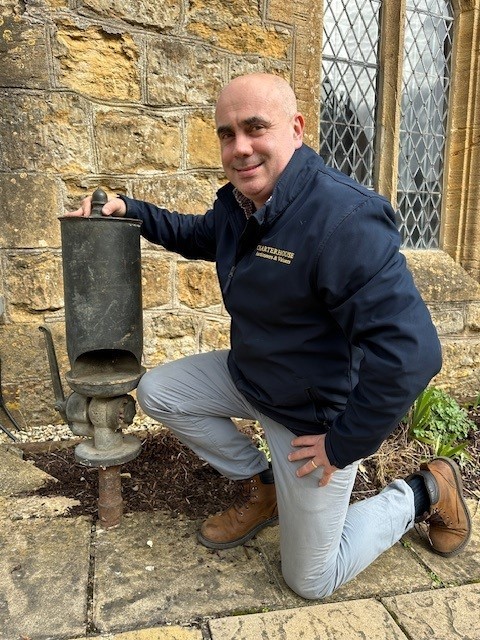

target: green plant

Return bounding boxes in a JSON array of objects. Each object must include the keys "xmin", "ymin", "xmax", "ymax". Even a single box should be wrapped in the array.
[
  {"xmin": 252, "ymin": 421, "xmax": 271, "ymax": 462},
  {"xmin": 428, "ymin": 571, "xmax": 444, "ymax": 587},
  {"xmin": 415, "ymin": 434, "xmax": 472, "ymax": 464},
  {"xmin": 405, "ymin": 387, "xmax": 437, "ymax": 438},
  {"xmin": 407, "ymin": 387, "xmax": 475, "ymax": 441},
  {"xmin": 405, "ymin": 387, "xmax": 475, "ymax": 461}
]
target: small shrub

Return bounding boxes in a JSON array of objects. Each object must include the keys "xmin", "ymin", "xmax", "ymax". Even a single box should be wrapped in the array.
[{"xmin": 405, "ymin": 387, "xmax": 475, "ymax": 462}]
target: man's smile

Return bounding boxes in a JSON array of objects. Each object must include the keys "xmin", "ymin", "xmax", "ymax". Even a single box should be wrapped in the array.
[{"xmin": 235, "ymin": 162, "xmax": 263, "ymax": 175}]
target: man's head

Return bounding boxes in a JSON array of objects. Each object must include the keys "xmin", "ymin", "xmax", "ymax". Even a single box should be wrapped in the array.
[{"xmin": 215, "ymin": 73, "xmax": 305, "ymax": 209}]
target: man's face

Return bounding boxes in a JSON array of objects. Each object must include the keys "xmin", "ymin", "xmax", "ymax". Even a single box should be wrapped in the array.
[{"xmin": 215, "ymin": 77, "xmax": 304, "ymax": 209}]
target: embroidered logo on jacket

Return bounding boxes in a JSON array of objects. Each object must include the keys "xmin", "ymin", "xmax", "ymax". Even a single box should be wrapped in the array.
[{"xmin": 256, "ymin": 244, "xmax": 295, "ymax": 265}]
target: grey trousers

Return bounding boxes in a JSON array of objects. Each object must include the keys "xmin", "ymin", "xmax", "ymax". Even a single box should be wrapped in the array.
[{"xmin": 136, "ymin": 350, "xmax": 416, "ymax": 599}]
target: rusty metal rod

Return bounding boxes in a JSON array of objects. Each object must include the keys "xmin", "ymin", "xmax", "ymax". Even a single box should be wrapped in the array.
[{"xmin": 97, "ymin": 465, "xmax": 123, "ymax": 529}]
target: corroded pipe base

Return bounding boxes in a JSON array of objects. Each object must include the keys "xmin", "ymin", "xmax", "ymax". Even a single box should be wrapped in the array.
[{"xmin": 98, "ymin": 465, "xmax": 123, "ymax": 529}]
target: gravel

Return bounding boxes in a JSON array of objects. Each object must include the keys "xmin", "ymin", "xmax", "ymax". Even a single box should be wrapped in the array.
[{"xmin": 0, "ymin": 413, "xmax": 160, "ymax": 446}]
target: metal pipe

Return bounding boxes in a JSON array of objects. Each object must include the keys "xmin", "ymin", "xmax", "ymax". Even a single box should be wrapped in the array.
[{"xmin": 97, "ymin": 465, "xmax": 123, "ymax": 529}]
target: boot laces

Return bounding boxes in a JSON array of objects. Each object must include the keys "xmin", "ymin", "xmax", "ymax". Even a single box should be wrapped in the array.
[
  {"xmin": 233, "ymin": 478, "xmax": 257, "ymax": 516},
  {"xmin": 428, "ymin": 507, "xmax": 453, "ymax": 528}
]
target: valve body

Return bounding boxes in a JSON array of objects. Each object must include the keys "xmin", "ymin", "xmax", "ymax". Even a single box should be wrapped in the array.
[{"xmin": 43, "ymin": 189, "xmax": 146, "ymax": 528}]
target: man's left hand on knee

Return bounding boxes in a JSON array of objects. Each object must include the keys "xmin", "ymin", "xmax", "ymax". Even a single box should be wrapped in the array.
[{"xmin": 288, "ymin": 434, "xmax": 338, "ymax": 486}]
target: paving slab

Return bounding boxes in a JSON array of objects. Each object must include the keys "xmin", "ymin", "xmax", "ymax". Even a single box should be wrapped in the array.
[
  {"xmin": 0, "ymin": 516, "xmax": 91, "ymax": 640},
  {"xmin": 383, "ymin": 583, "xmax": 480, "ymax": 640},
  {"xmin": 254, "ymin": 526, "xmax": 435, "ymax": 607},
  {"xmin": 403, "ymin": 498, "xmax": 479, "ymax": 585},
  {"xmin": 209, "ymin": 597, "xmax": 409, "ymax": 639},
  {"xmin": 107, "ymin": 629, "xmax": 203, "ymax": 640},
  {"xmin": 93, "ymin": 511, "xmax": 283, "ymax": 633},
  {"xmin": 0, "ymin": 444, "xmax": 56, "ymax": 496},
  {"xmin": 68, "ymin": 626, "xmax": 203, "ymax": 640},
  {"xmin": 0, "ymin": 494, "xmax": 81, "ymax": 520}
]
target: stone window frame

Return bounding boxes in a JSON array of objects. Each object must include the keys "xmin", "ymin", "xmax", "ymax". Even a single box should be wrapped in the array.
[{"xmin": 372, "ymin": 0, "xmax": 480, "ymax": 279}]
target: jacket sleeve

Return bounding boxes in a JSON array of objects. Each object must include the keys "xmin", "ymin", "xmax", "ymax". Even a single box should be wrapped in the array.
[
  {"xmin": 120, "ymin": 195, "xmax": 217, "ymax": 261},
  {"xmin": 316, "ymin": 195, "xmax": 442, "ymax": 469}
]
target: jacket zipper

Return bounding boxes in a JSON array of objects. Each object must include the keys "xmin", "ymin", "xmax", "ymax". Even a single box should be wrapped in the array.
[
  {"xmin": 223, "ymin": 215, "xmax": 265, "ymax": 295},
  {"xmin": 223, "ymin": 265, "xmax": 236, "ymax": 294}
]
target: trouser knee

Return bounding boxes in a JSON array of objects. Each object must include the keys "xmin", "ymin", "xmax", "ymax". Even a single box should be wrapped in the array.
[
  {"xmin": 136, "ymin": 369, "xmax": 170, "ymax": 419},
  {"xmin": 281, "ymin": 565, "xmax": 337, "ymax": 601}
]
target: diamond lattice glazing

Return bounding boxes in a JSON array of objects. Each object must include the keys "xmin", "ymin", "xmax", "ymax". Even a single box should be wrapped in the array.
[
  {"xmin": 397, "ymin": 0, "xmax": 453, "ymax": 248},
  {"xmin": 320, "ymin": 0, "xmax": 381, "ymax": 188}
]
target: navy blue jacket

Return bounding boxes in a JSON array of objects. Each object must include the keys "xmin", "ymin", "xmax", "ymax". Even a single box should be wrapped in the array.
[{"xmin": 122, "ymin": 144, "xmax": 442, "ymax": 468}]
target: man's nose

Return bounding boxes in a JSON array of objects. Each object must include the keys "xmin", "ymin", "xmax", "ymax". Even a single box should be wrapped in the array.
[{"xmin": 233, "ymin": 133, "xmax": 253, "ymax": 156}]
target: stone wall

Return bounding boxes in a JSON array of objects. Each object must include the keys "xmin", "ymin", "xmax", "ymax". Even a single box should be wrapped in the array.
[
  {"xmin": 0, "ymin": 0, "xmax": 323, "ymax": 427},
  {"xmin": 404, "ymin": 251, "xmax": 480, "ymax": 400},
  {"xmin": 0, "ymin": 0, "xmax": 479, "ymax": 431}
]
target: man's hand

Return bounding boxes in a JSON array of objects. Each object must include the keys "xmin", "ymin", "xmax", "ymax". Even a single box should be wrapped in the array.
[
  {"xmin": 288, "ymin": 434, "xmax": 338, "ymax": 487},
  {"xmin": 65, "ymin": 195, "xmax": 127, "ymax": 218}
]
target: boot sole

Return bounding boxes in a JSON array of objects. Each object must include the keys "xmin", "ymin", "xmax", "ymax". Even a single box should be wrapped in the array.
[
  {"xmin": 430, "ymin": 457, "xmax": 472, "ymax": 558},
  {"xmin": 197, "ymin": 515, "xmax": 279, "ymax": 550}
]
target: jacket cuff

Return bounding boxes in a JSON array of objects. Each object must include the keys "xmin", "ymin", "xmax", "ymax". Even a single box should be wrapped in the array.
[
  {"xmin": 118, "ymin": 194, "xmax": 141, "ymax": 218},
  {"xmin": 324, "ymin": 430, "xmax": 347, "ymax": 469}
]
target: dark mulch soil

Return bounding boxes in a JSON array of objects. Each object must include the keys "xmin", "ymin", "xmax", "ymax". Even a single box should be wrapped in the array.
[{"xmin": 24, "ymin": 409, "xmax": 480, "ymax": 520}]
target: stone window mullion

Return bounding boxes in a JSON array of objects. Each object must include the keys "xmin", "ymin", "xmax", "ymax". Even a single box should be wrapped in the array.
[
  {"xmin": 441, "ymin": 1, "xmax": 480, "ymax": 279},
  {"xmin": 373, "ymin": 0, "xmax": 407, "ymax": 201}
]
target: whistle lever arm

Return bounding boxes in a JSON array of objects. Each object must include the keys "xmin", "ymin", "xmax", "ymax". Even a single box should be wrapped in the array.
[{"xmin": 39, "ymin": 326, "xmax": 67, "ymax": 420}]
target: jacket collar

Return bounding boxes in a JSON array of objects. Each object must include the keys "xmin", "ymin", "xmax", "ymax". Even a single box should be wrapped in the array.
[{"xmin": 217, "ymin": 144, "xmax": 322, "ymax": 226}]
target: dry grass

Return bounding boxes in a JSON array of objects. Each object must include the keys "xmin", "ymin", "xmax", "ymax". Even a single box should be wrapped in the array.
[{"xmin": 365, "ymin": 424, "xmax": 430, "ymax": 487}]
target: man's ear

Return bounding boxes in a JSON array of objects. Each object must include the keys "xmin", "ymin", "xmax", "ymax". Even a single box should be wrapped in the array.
[{"xmin": 293, "ymin": 113, "xmax": 305, "ymax": 148}]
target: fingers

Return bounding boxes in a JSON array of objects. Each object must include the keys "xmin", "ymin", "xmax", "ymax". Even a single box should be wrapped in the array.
[
  {"xmin": 318, "ymin": 468, "xmax": 335, "ymax": 487},
  {"xmin": 288, "ymin": 434, "xmax": 323, "ymax": 463},
  {"xmin": 64, "ymin": 195, "xmax": 126, "ymax": 218},
  {"xmin": 103, "ymin": 197, "xmax": 127, "ymax": 217},
  {"xmin": 64, "ymin": 195, "xmax": 92, "ymax": 217},
  {"xmin": 292, "ymin": 457, "xmax": 336, "ymax": 486},
  {"xmin": 294, "ymin": 457, "xmax": 320, "ymax": 478},
  {"xmin": 64, "ymin": 207, "xmax": 85, "ymax": 217},
  {"xmin": 288, "ymin": 433, "xmax": 337, "ymax": 486},
  {"xmin": 288, "ymin": 436, "xmax": 321, "ymax": 462},
  {"xmin": 293, "ymin": 456, "xmax": 337, "ymax": 486}
]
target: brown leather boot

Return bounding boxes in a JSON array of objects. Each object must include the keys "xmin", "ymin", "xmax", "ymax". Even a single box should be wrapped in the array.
[
  {"xmin": 413, "ymin": 457, "xmax": 471, "ymax": 557},
  {"xmin": 197, "ymin": 467, "xmax": 278, "ymax": 549}
]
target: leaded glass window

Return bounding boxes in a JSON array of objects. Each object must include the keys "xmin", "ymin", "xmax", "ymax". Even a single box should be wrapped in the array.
[
  {"xmin": 397, "ymin": 0, "xmax": 453, "ymax": 248},
  {"xmin": 320, "ymin": 0, "xmax": 381, "ymax": 188}
]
